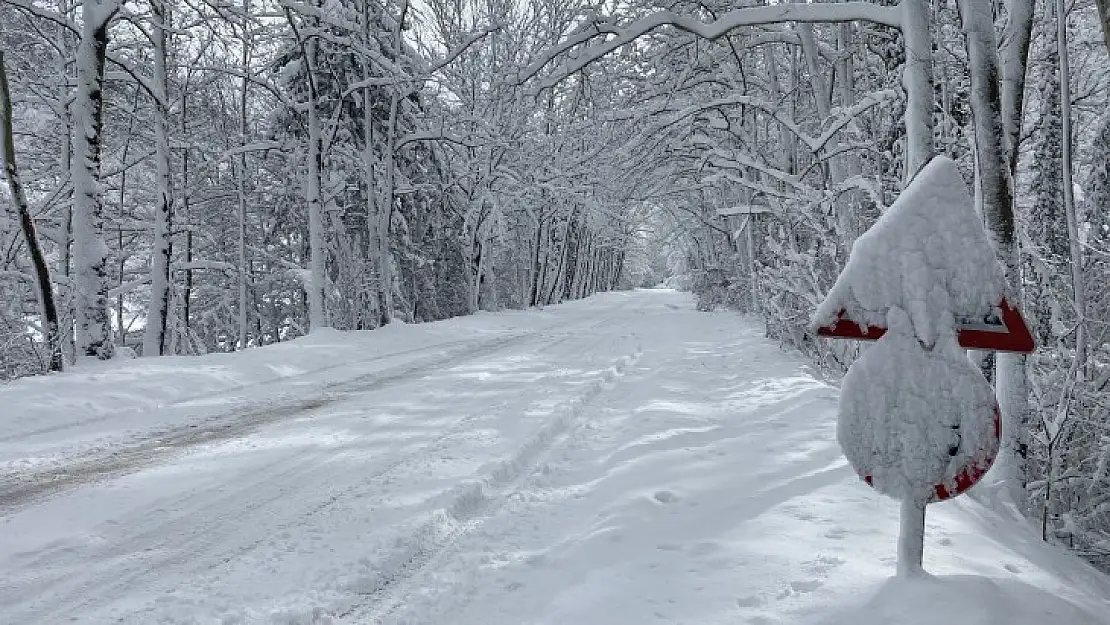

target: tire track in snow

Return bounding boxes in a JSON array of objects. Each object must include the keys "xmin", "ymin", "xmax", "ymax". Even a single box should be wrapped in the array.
[
  {"xmin": 334, "ymin": 345, "xmax": 644, "ymax": 623},
  {"xmin": 6, "ymin": 432, "xmax": 457, "ymax": 620},
  {"xmin": 0, "ymin": 337, "xmax": 492, "ymax": 446},
  {"xmin": 0, "ymin": 314, "xmax": 630, "ymax": 622},
  {"xmin": 0, "ymin": 318, "xmax": 608, "ymax": 512}
]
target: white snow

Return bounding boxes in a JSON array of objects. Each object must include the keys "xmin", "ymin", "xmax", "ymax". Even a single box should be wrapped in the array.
[
  {"xmin": 0, "ymin": 302, "xmax": 613, "ymax": 472},
  {"xmin": 1, "ymin": 290, "xmax": 1108, "ymax": 624}
]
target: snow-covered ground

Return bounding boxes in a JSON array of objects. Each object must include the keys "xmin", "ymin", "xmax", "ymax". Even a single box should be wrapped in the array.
[
  {"xmin": 0, "ymin": 302, "xmax": 609, "ymax": 475},
  {"xmin": 1, "ymin": 290, "xmax": 1108, "ymax": 624}
]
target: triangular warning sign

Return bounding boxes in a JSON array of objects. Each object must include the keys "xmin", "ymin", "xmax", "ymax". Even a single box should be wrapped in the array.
[
  {"xmin": 816, "ymin": 298, "xmax": 1035, "ymax": 353},
  {"xmin": 812, "ymin": 156, "xmax": 1036, "ymax": 354}
]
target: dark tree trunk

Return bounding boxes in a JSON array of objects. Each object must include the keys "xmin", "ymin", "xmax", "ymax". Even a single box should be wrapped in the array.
[{"xmin": 0, "ymin": 51, "xmax": 63, "ymax": 372}]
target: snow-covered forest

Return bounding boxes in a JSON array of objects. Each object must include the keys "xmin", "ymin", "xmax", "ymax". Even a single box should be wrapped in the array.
[{"xmin": 2, "ymin": 0, "xmax": 1109, "ymax": 579}]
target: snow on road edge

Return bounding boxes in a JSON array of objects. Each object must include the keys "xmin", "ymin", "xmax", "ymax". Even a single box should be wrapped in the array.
[{"xmin": 0, "ymin": 296, "xmax": 631, "ymax": 473}]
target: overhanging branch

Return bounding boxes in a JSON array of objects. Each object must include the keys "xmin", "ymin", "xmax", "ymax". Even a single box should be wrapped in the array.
[{"xmin": 518, "ymin": 3, "xmax": 902, "ymax": 92}]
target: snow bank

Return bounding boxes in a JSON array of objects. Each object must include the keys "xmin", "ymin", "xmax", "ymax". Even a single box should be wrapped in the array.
[
  {"xmin": 825, "ymin": 573, "xmax": 1107, "ymax": 625},
  {"xmin": 0, "ymin": 297, "xmax": 624, "ymax": 471}
]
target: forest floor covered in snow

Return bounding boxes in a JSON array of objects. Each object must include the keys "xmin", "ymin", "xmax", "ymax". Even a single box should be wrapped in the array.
[{"xmin": 1, "ymin": 290, "xmax": 1108, "ymax": 624}]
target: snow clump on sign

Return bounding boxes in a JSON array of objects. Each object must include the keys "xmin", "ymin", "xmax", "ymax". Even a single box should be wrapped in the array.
[{"xmin": 813, "ymin": 156, "xmax": 1007, "ymax": 348}]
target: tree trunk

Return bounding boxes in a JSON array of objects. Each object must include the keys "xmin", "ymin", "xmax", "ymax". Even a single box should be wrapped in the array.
[
  {"xmin": 376, "ymin": 1, "xmax": 410, "ymax": 325},
  {"xmin": 574, "ymin": 231, "xmax": 591, "ymax": 299},
  {"xmin": 237, "ymin": 0, "xmax": 252, "ymax": 347},
  {"xmin": 958, "ymin": 0, "xmax": 1029, "ymax": 501},
  {"xmin": 305, "ymin": 47, "xmax": 326, "ymax": 331},
  {"xmin": 56, "ymin": 0, "xmax": 77, "ymax": 366},
  {"xmin": 562, "ymin": 210, "xmax": 582, "ymax": 301},
  {"xmin": 143, "ymin": 0, "xmax": 174, "ymax": 357},
  {"xmin": 545, "ymin": 214, "xmax": 572, "ymax": 305},
  {"xmin": 470, "ymin": 225, "xmax": 484, "ymax": 313},
  {"xmin": 539, "ymin": 217, "xmax": 555, "ymax": 304},
  {"xmin": 902, "ymin": 0, "xmax": 936, "ymax": 182},
  {"xmin": 71, "ymin": 0, "xmax": 119, "ymax": 360},
  {"xmin": 182, "ymin": 137, "xmax": 193, "ymax": 339},
  {"xmin": 284, "ymin": 5, "xmax": 328, "ymax": 332},
  {"xmin": 1056, "ymin": 0, "xmax": 1086, "ymax": 377},
  {"xmin": 376, "ymin": 90, "xmax": 399, "ymax": 325},
  {"xmin": 612, "ymin": 249, "xmax": 626, "ymax": 291},
  {"xmin": 361, "ymin": 0, "xmax": 381, "ymax": 326},
  {"xmin": 529, "ymin": 215, "xmax": 545, "ymax": 306},
  {"xmin": 1000, "ymin": 0, "xmax": 1034, "ymax": 174},
  {"xmin": 587, "ymin": 244, "xmax": 601, "ymax": 296},
  {"xmin": 0, "ymin": 51, "xmax": 64, "ymax": 372}
]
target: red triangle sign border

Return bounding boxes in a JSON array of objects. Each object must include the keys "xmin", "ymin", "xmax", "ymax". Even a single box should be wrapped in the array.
[{"xmin": 816, "ymin": 298, "xmax": 1035, "ymax": 354}]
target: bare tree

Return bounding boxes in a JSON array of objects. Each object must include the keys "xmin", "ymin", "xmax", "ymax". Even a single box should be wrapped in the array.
[
  {"xmin": 142, "ymin": 0, "xmax": 175, "ymax": 356},
  {"xmin": 0, "ymin": 50, "xmax": 63, "ymax": 372}
]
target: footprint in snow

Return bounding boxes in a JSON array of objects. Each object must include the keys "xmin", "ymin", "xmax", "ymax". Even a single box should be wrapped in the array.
[
  {"xmin": 652, "ymin": 490, "xmax": 679, "ymax": 504},
  {"xmin": 736, "ymin": 595, "xmax": 765, "ymax": 608},
  {"xmin": 688, "ymin": 541, "xmax": 720, "ymax": 556},
  {"xmin": 789, "ymin": 509, "xmax": 819, "ymax": 522},
  {"xmin": 777, "ymin": 579, "xmax": 823, "ymax": 598},
  {"xmin": 804, "ymin": 555, "xmax": 845, "ymax": 575}
]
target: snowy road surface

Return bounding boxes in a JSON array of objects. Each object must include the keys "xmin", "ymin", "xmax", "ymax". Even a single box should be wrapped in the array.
[{"xmin": 1, "ymin": 291, "xmax": 1109, "ymax": 624}]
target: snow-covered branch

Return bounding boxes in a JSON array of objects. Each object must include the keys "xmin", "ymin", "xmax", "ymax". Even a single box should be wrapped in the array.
[{"xmin": 518, "ymin": 3, "xmax": 901, "ymax": 91}]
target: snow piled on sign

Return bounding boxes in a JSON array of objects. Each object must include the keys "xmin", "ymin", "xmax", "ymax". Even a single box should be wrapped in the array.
[
  {"xmin": 817, "ymin": 155, "xmax": 1005, "ymax": 501},
  {"xmin": 813, "ymin": 156, "xmax": 1007, "ymax": 348},
  {"xmin": 838, "ymin": 308, "xmax": 998, "ymax": 500}
]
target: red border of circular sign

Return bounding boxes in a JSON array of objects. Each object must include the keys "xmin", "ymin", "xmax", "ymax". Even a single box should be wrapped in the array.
[{"xmin": 860, "ymin": 406, "xmax": 1000, "ymax": 502}]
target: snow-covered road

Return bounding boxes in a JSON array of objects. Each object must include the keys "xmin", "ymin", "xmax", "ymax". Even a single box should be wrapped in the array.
[{"xmin": 1, "ymin": 290, "xmax": 1108, "ymax": 624}]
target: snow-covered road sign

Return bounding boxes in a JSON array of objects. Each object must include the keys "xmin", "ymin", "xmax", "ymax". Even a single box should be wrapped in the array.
[
  {"xmin": 812, "ymin": 155, "xmax": 1036, "ymax": 577},
  {"xmin": 816, "ymin": 297, "xmax": 1034, "ymax": 353}
]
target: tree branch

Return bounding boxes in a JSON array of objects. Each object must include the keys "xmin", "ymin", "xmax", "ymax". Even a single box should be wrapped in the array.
[{"xmin": 518, "ymin": 3, "xmax": 902, "ymax": 91}]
